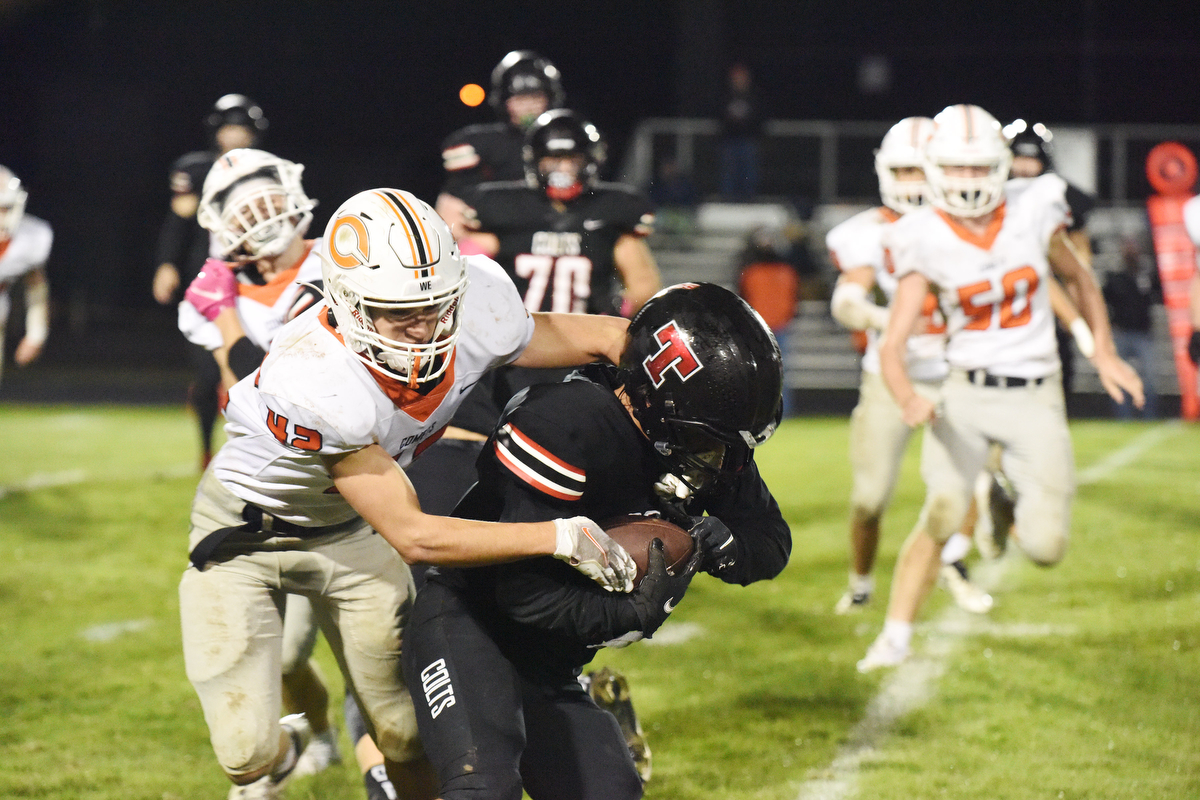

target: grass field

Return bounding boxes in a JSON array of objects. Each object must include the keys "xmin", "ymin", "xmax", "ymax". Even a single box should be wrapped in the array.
[{"xmin": 1, "ymin": 404, "xmax": 1197, "ymax": 799}]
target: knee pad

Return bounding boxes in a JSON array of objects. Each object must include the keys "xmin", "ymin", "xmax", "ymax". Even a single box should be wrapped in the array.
[
  {"xmin": 212, "ymin": 717, "xmax": 279, "ymax": 780},
  {"xmin": 441, "ymin": 767, "xmax": 523, "ymax": 800},
  {"xmin": 918, "ymin": 491, "xmax": 969, "ymax": 544},
  {"xmin": 1014, "ymin": 492, "xmax": 1070, "ymax": 566}
]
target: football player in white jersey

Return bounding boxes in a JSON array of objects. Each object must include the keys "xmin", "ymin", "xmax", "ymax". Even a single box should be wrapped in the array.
[
  {"xmin": 179, "ymin": 148, "xmax": 350, "ymax": 781},
  {"xmin": 827, "ymin": 117, "xmax": 993, "ymax": 616},
  {"xmin": 857, "ymin": 104, "xmax": 1143, "ymax": 672},
  {"xmin": 0, "ymin": 165, "xmax": 51, "ymax": 383},
  {"xmin": 179, "ymin": 187, "xmax": 636, "ymax": 800}
]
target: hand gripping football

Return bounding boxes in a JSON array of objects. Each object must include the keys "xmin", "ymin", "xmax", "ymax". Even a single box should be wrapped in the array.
[{"xmin": 600, "ymin": 515, "xmax": 694, "ymax": 587}]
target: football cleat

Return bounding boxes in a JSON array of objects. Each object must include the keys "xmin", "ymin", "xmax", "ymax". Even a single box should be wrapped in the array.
[
  {"xmin": 586, "ymin": 667, "xmax": 652, "ymax": 783},
  {"xmin": 834, "ymin": 589, "xmax": 871, "ymax": 615},
  {"xmin": 291, "ymin": 724, "xmax": 341, "ymax": 778},
  {"xmin": 973, "ymin": 472, "xmax": 1015, "ymax": 560},
  {"xmin": 939, "ymin": 561, "xmax": 994, "ymax": 614},
  {"xmin": 856, "ymin": 632, "xmax": 910, "ymax": 673},
  {"xmin": 228, "ymin": 714, "xmax": 313, "ymax": 799}
]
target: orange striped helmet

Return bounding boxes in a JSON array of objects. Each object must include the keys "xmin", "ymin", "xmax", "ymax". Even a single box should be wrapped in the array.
[
  {"xmin": 923, "ymin": 104, "xmax": 1012, "ymax": 217},
  {"xmin": 320, "ymin": 189, "xmax": 468, "ymax": 384},
  {"xmin": 874, "ymin": 117, "xmax": 934, "ymax": 215}
]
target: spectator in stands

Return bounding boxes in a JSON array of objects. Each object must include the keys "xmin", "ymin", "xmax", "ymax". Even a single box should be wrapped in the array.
[
  {"xmin": 649, "ymin": 157, "xmax": 699, "ymax": 241},
  {"xmin": 1103, "ymin": 237, "xmax": 1162, "ymax": 419},
  {"xmin": 737, "ymin": 226, "xmax": 798, "ymax": 416},
  {"xmin": 719, "ymin": 63, "xmax": 764, "ymax": 201}
]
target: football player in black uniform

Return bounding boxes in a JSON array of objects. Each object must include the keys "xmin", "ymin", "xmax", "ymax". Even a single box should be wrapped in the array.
[
  {"xmin": 437, "ymin": 50, "xmax": 565, "ymax": 253},
  {"xmin": 153, "ymin": 94, "xmax": 269, "ymax": 470},
  {"xmin": 463, "ymin": 108, "xmax": 660, "ymax": 317},
  {"xmin": 402, "ymin": 283, "xmax": 791, "ymax": 800}
]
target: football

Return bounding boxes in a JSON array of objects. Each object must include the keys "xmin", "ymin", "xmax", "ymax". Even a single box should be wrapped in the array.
[{"xmin": 600, "ymin": 515, "xmax": 694, "ymax": 586}]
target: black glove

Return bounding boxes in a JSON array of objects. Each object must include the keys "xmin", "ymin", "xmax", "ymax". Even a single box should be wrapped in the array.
[
  {"xmin": 630, "ymin": 539, "xmax": 700, "ymax": 638},
  {"xmin": 1189, "ymin": 330, "xmax": 1200, "ymax": 366},
  {"xmin": 690, "ymin": 515, "xmax": 739, "ymax": 576}
]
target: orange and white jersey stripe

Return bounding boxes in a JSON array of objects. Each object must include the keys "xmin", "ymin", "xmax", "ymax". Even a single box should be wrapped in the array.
[
  {"xmin": 212, "ymin": 254, "xmax": 534, "ymax": 527},
  {"xmin": 883, "ymin": 173, "xmax": 1070, "ymax": 378}
]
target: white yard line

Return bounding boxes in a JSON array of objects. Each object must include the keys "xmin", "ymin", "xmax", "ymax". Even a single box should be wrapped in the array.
[
  {"xmin": 795, "ymin": 422, "xmax": 1180, "ymax": 800},
  {"xmin": 0, "ymin": 463, "xmax": 195, "ymax": 499}
]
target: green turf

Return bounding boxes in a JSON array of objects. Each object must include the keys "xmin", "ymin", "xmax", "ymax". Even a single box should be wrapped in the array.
[{"xmin": 0, "ymin": 407, "xmax": 1196, "ymax": 798}]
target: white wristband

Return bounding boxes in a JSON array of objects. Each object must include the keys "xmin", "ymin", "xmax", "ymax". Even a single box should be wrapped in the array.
[{"xmin": 1069, "ymin": 317, "xmax": 1095, "ymax": 359}]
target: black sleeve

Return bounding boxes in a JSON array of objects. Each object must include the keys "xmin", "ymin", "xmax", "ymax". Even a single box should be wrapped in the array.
[
  {"xmin": 439, "ymin": 127, "xmax": 490, "ymax": 199},
  {"xmin": 227, "ymin": 337, "xmax": 267, "ymax": 380},
  {"xmin": 693, "ymin": 459, "xmax": 791, "ymax": 586},
  {"xmin": 475, "ymin": 384, "xmax": 653, "ymax": 644},
  {"xmin": 155, "ymin": 209, "xmax": 192, "ymax": 267},
  {"xmin": 1065, "ymin": 184, "xmax": 1096, "ymax": 232}
]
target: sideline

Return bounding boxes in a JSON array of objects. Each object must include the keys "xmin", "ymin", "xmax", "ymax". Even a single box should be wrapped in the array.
[{"xmin": 795, "ymin": 422, "xmax": 1181, "ymax": 800}]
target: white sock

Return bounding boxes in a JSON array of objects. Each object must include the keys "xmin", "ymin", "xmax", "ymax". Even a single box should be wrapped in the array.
[
  {"xmin": 882, "ymin": 619, "xmax": 913, "ymax": 650},
  {"xmin": 940, "ymin": 532, "xmax": 972, "ymax": 564},
  {"xmin": 849, "ymin": 573, "xmax": 874, "ymax": 595}
]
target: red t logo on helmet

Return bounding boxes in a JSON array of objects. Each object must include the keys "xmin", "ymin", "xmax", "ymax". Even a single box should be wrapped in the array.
[{"xmin": 642, "ymin": 321, "xmax": 703, "ymax": 387}]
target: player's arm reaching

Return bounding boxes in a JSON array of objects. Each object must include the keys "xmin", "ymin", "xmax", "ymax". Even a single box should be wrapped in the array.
[
  {"xmin": 1047, "ymin": 227, "xmax": 1144, "ymax": 407},
  {"xmin": 327, "ymin": 444, "xmax": 634, "ymax": 591},
  {"xmin": 878, "ymin": 270, "xmax": 935, "ymax": 426},
  {"xmin": 513, "ymin": 312, "xmax": 629, "ymax": 369},
  {"xmin": 1046, "ymin": 276, "xmax": 1095, "ymax": 358},
  {"xmin": 613, "ymin": 234, "xmax": 662, "ymax": 315}
]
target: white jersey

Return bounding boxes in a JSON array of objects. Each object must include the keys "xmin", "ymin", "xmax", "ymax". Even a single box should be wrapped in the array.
[
  {"xmin": 826, "ymin": 206, "xmax": 947, "ymax": 382},
  {"xmin": 212, "ymin": 254, "xmax": 534, "ymax": 526},
  {"xmin": 1183, "ymin": 194, "xmax": 1200, "ymax": 250},
  {"xmin": 0, "ymin": 215, "xmax": 52, "ymax": 321},
  {"xmin": 884, "ymin": 173, "xmax": 1070, "ymax": 379},
  {"xmin": 178, "ymin": 240, "xmax": 325, "ymax": 352}
]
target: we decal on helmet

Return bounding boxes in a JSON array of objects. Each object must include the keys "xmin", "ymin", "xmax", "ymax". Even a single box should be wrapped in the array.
[
  {"xmin": 330, "ymin": 215, "xmax": 370, "ymax": 269},
  {"xmin": 642, "ymin": 321, "xmax": 703, "ymax": 388}
]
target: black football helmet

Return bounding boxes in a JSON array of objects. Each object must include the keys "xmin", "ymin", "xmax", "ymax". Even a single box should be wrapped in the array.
[
  {"xmin": 205, "ymin": 94, "xmax": 269, "ymax": 144},
  {"xmin": 523, "ymin": 109, "xmax": 605, "ymax": 202},
  {"xmin": 489, "ymin": 50, "xmax": 565, "ymax": 121},
  {"xmin": 620, "ymin": 283, "xmax": 783, "ymax": 493},
  {"xmin": 1004, "ymin": 119, "xmax": 1053, "ymax": 171}
]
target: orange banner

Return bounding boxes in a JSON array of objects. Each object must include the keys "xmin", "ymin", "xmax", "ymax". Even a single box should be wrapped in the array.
[{"xmin": 1145, "ymin": 142, "xmax": 1199, "ymax": 419}]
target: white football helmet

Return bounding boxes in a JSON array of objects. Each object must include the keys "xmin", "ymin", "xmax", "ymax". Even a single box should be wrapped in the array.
[
  {"xmin": 875, "ymin": 117, "xmax": 934, "ymax": 214},
  {"xmin": 923, "ymin": 104, "xmax": 1013, "ymax": 217},
  {"xmin": 320, "ymin": 189, "xmax": 469, "ymax": 385},
  {"xmin": 0, "ymin": 165, "xmax": 28, "ymax": 240},
  {"xmin": 197, "ymin": 148, "xmax": 315, "ymax": 259}
]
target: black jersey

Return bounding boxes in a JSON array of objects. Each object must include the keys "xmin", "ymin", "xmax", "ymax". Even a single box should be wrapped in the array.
[
  {"xmin": 155, "ymin": 149, "xmax": 217, "ymax": 282},
  {"xmin": 463, "ymin": 181, "xmax": 655, "ymax": 316},
  {"xmin": 432, "ymin": 364, "xmax": 790, "ymax": 676},
  {"xmin": 439, "ymin": 122, "xmax": 527, "ymax": 198}
]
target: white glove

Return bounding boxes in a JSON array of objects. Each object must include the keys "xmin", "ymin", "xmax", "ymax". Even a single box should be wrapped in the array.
[
  {"xmin": 553, "ymin": 516, "xmax": 636, "ymax": 593},
  {"xmin": 653, "ymin": 472, "xmax": 692, "ymax": 501}
]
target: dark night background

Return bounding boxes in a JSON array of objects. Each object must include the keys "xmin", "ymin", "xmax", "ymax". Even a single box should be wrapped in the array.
[{"xmin": 1, "ymin": 0, "xmax": 1198, "ymax": 397}]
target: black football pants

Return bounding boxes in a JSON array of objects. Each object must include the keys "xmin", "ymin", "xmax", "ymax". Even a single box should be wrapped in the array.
[{"xmin": 402, "ymin": 580, "xmax": 643, "ymax": 800}]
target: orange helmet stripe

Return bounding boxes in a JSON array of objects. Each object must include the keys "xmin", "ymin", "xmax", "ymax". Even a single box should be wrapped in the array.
[{"xmin": 373, "ymin": 189, "xmax": 435, "ymax": 268}]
